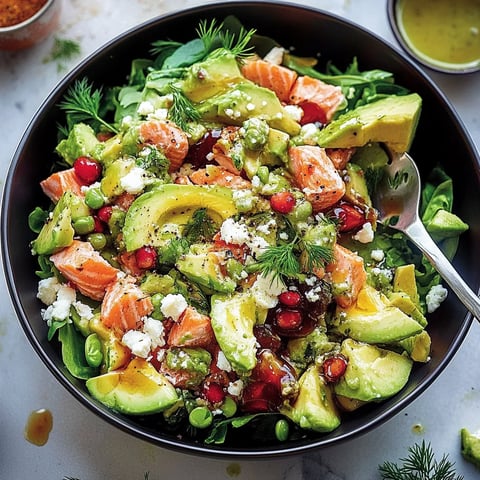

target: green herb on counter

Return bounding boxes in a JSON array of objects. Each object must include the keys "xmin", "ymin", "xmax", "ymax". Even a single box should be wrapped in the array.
[
  {"xmin": 43, "ymin": 37, "xmax": 81, "ymax": 71},
  {"xmin": 378, "ymin": 440, "xmax": 463, "ymax": 479}
]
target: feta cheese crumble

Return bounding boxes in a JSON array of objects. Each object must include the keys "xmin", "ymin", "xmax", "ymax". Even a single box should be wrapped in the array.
[
  {"xmin": 160, "ymin": 294, "xmax": 188, "ymax": 321},
  {"xmin": 120, "ymin": 166, "xmax": 149, "ymax": 194},
  {"xmin": 426, "ymin": 284, "xmax": 448, "ymax": 313},
  {"xmin": 353, "ymin": 222, "xmax": 374, "ymax": 243},
  {"xmin": 251, "ymin": 272, "xmax": 286, "ymax": 309}
]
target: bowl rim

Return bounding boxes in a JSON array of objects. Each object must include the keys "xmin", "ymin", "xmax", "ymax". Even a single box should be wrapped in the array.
[
  {"xmin": 1, "ymin": 0, "xmax": 477, "ymax": 458},
  {"xmin": 386, "ymin": 0, "xmax": 480, "ymax": 75},
  {"xmin": 0, "ymin": 0, "xmax": 56, "ymax": 32}
]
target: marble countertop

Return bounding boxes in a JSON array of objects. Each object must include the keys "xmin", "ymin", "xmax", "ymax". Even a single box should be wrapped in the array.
[{"xmin": 1, "ymin": 1, "xmax": 479, "ymax": 478}]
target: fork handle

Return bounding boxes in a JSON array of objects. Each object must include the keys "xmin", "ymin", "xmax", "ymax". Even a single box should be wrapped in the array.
[{"xmin": 405, "ymin": 219, "xmax": 480, "ymax": 320}]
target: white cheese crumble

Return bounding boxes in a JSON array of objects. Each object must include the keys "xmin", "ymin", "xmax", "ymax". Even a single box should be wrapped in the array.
[
  {"xmin": 122, "ymin": 330, "xmax": 152, "ymax": 358},
  {"xmin": 216, "ymin": 350, "xmax": 232, "ymax": 372},
  {"xmin": 371, "ymin": 249, "xmax": 385, "ymax": 262},
  {"xmin": 37, "ymin": 276, "xmax": 61, "ymax": 305},
  {"xmin": 263, "ymin": 46, "xmax": 285, "ymax": 65},
  {"xmin": 227, "ymin": 379, "xmax": 244, "ymax": 397},
  {"xmin": 426, "ymin": 284, "xmax": 448, "ymax": 313},
  {"xmin": 137, "ymin": 101, "xmax": 155, "ymax": 116},
  {"xmin": 160, "ymin": 294, "xmax": 188, "ymax": 321},
  {"xmin": 143, "ymin": 317, "xmax": 166, "ymax": 349},
  {"xmin": 284, "ymin": 104, "xmax": 303, "ymax": 123},
  {"xmin": 41, "ymin": 283, "xmax": 77, "ymax": 325},
  {"xmin": 120, "ymin": 166, "xmax": 149, "ymax": 194},
  {"xmin": 353, "ymin": 222, "xmax": 374, "ymax": 243},
  {"xmin": 251, "ymin": 272, "xmax": 286, "ymax": 309}
]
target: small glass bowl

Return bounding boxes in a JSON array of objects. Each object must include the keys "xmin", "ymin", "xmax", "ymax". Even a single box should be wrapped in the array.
[
  {"xmin": 387, "ymin": 0, "xmax": 480, "ymax": 74},
  {"xmin": 0, "ymin": 0, "xmax": 61, "ymax": 51}
]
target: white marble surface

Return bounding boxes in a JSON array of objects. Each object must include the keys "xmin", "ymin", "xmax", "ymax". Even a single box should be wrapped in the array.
[{"xmin": 1, "ymin": 1, "xmax": 479, "ymax": 478}]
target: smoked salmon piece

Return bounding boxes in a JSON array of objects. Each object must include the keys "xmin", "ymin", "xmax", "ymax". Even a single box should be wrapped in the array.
[
  {"xmin": 139, "ymin": 120, "xmax": 189, "ymax": 173},
  {"xmin": 211, "ymin": 126, "xmax": 242, "ymax": 175},
  {"xmin": 241, "ymin": 59, "xmax": 298, "ymax": 103},
  {"xmin": 289, "ymin": 76, "xmax": 345, "ymax": 124},
  {"xmin": 40, "ymin": 168, "xmax": 85, "ymax": 203},
  {"xmin": 326, "ymin": 148, "xmax": 357, "ymax": 171},
  {"xmin": 326, "ymin": 243, "xmax": 367, "ymax": 309},
  {"xmin": 288, "ymin": 145, "xmax": 345, "ymax": 212},
  {"xmin": 190, "ymin": 165, "xmax": 252, "ymax": 189},
  {"xmin": 101, "ymin": 275, "xmax": 153, "ymax": 332},
  {"xmin": 50, "ymin": 240, "xmax": 120, "ymax": 301},
  {"xmin": 168, "ymin": 306, "xmax": 215, "ymax": 348}
]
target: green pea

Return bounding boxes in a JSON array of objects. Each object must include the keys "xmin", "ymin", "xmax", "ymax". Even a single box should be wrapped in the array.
[
  {"xmin": 87, "ymin": 233, "xmax": 107, "ymax": 250},
  {"xmin": 288, "ymin": 200, "xmax": 313, "ymax": 222},
  {"xmin": 84, "ymin": 333, "xmax": 103, "ymax": 368},
  {"xmin": 85, "ymin": 187, "xmax": 105, "ymax": 210},
  {"xmin": 275, "ymin": 419, "xmax": 289, "ymax": 442},
  {"xmin": 151, "ymin": 293, "xmax": 165, "ymax": 308},
  {"xmin": 189, "ymin": 406, "xmax": 213, "ymax": 429},
  {"xmin": 221, "ymin": 396, "xmax": 237, "ymax": 418},
  {"xmin": 73, "ymin": 215, "xmax": 95, "ymax": 235},
  {"xmin": 256, "ymin": 166, "xmax": 270, "ymax": 185}
]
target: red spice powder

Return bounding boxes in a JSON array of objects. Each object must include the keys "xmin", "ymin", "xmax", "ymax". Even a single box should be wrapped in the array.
[{"xmin": 0, "ymin": 0, "xmax": 48, "ymax": 28}]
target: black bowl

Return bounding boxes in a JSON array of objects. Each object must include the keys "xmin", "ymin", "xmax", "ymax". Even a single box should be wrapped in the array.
[{"xmin": 2, "ymin": 1, "xmax": 479, "ymax": 458}]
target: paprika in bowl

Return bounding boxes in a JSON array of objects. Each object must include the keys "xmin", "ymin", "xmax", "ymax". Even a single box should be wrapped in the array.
[{"xmin": 0, "ymin": 0, "xmax": 61, "ymax": 50}]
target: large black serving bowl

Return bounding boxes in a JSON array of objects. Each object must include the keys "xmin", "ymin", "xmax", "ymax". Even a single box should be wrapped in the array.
[{"xmin": 2, "ymin": 1, "xmax": 479, "ymax": 457}]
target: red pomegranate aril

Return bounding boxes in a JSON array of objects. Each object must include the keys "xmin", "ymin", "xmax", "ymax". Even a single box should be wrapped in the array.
[
  {"xmin": 323, "ymin": 355, "xmax": 348, "ymax": 383},
  {"xmin": 97, "ymin": 205, "xmax": 113, "ymax": 223},
  {"xmin": 93, "ymin": 216, "xmax": 104, "ymax": 233},
  {"xmin": 270, "ymin": 191, "xmax": 296, "ymax": 214},
  {"xmin": 241, "ymin": 381, "xmax": 280, "ymax": 413},
  {"xmin": 185, "ymin": 128, "xmax": 222, "ymax": 167},
  {"xmin": 203, "ymin": 382, "xmax": 226, "ymax": 404},
  {"xmin": 275, "ymin": 309, "xmax": 303, "ymax": 330},
  {"xmin": 278, "ymin": 290, "xmax": 302, "ymax": 307},
  {"xmin": 73, "ymin": 156, "xmax": 102, "ymax": 184},
  {"xmin": 299, "ymin": 101, "xmax": 327, "ymax": 125},
  {"xmin": 332, "ymin": 202, "xmax": 365, "ymax": 232},
  {"xmin": 135, "ymin": 246, "xmax": 157, "ymax": 270}
]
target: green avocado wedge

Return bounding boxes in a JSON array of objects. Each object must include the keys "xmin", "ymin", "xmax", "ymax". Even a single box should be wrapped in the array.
[{"xmin": 123, "ymin": 184, "xmax": 237, "ymax": 251}]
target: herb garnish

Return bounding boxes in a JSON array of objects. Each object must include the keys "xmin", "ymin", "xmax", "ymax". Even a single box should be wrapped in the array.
[
  {"xmin": 166, "ymin": 83, "xmax": 201, "ymax": 132},
  {"xmin": 58, "ymin": 78, "xmax": 118, "ymax": 134},
  {"xmin": 378, "ymin": 440, "xmax": 463, "ymax": 480},
  {"xmin": 184, "ymin": 208, "xmax": 217, "ymax": 243}
]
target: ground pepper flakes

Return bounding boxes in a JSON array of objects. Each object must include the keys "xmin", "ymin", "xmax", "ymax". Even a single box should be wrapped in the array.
[{"xmin": 0, "ymin": 0, "xmax": 48, "ymax": 28}]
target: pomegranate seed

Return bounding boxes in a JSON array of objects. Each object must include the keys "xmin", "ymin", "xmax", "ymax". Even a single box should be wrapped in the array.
[
  {"xmin": 331, "ymin": 202, "xmax": 366, "ymax": 232},
  {"xmin": 203, "ymin": 382, "xmax": 226, "ymax": 404},
  {"xmin": 322, "ymin": 355, "xmax": 348, "ymax": 383},
  {"xmin": 275, "ymin": 309, "xmax": 303, "ymax": 331},
  {"xmin": 97, "ymin": 206, "xmax": 113, "ymax": 223},
  {"xmin": 135, "ymin": 246, "xmax": 157, "ymax": 270},
  {"xmin": 73, "ymin": 156, "xmax": 102, "ymax": 184},
  {"xmin": 299, "ymin": 101, "xmax": 327, "ymax": 125},
  {"xmin": 185, "ymin": 128, "xmax": 222, "ymax": 168},
  {"xmin": 278, "ymin": 290, "xmax": 302, "ymax": 307},
  {"xmin": 93, "ymin": 216, "xmax": 104, "ymax": 233},
  {"xmin": 270, "ymin": 191, "xmax": 296, "ymax": 214},
  {"xmin": 241, "ymin": 381, "xmax": 279, "ymax": 413}
]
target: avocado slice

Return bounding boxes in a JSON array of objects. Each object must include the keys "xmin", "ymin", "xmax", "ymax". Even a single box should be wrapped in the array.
[
  {"xmin": 280, "ymin": 365, "xmax": 341, "ymax": 433},
  {"xmin": 331, "ymin": 285, "xmax": 424, "ymax": 344},
  {"xmin": 461, "ymin": 428, "xmax": 480, "ymax": 469},
  {"xmin": 31, "ymin": 191, "xmax": 89, "ymax": 255},
  {"xmin": 393, "ymin": 264, "xmax": 421, "ymax": 308},
  {"xmin": 86, "ymin": 357, "xmax": 178, "ymax": 415},
  {"xmin": 176, "ymin": 244, "xmax": 237, "ymax": 294},
  {"xmin": 56, "ymin": 123, "xmax": 101, "ymax": 166},
  {"xmin": 197, "ymin": 82, "xmax": 301, "ymax": 136},
  {"xmin": 316, "ymin": 93, "xmax": 422, "ymax": 152},
  {"xmin": 210, "ymin": 292, "xmax": 258, "ymax": 374},
  {"xmin": 398, "ymin": 330, "xmax": 431, "ymax": 362},
  {"xmin": 334, "ymin": 338, "xmax": 413, "ymax": 402},
  {"xmin": 123, "ymin": 184, "xmax": 237, "ymax": 251},
  {"xmin": 343, "ymin": 162, "xmax": 372, "ymax": 207}
]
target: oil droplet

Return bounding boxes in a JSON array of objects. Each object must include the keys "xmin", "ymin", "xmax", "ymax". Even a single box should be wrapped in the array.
[
  {"xmin": 24, "ymin": 408, "xmax": 53, "ymax": 446},
  {"xmin": 226, "ymin": 463, "xmax": 241, "ymax": 477},
  {"xmin": 412, "ymin": 423, "xmax": 424, "ymax": 434}
]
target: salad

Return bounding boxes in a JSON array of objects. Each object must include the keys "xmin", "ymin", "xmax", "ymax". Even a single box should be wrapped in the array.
[{"xmin": 29, "ymin": 17, "xmax": 468, "ymax": 445}]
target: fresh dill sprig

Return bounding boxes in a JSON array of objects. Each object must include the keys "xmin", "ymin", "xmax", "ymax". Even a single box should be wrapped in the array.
[
  {"xmin": 166, "ymin": 83, "xmax": 201, "ymax": 132},
  {"xmin": 219, "ymin": 25, "xmax": 256, "ymax": 59},
  {"xmin": 184, "ymin": 208, "xmax": 217, "ymax": 243},
  {"xmin": 301, "ymin": 241, "xmax": 334, "ymax": 271},
  {"xmin": 43, "ymin": 37, "xmax": 81, "ymax": 69},
  {"xmin": 197, "ymin": 18, "xmax": 224, "ymax": 52},
  {"xmin": 150, "ymin": 39, "xmax": 183, "ymax": 57},
  {"xmin": 378, "ymin": 440, "xmax": 463, "ymax": 480},
  {"xmin": 255, "ymin": 242, "xmax": 300, "ymax": 280},
  {"xmin": 58, "ymin": 77, "xmax": 118, "ymax": 133}
]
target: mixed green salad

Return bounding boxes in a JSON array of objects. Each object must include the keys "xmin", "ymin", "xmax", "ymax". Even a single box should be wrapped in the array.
[{"xmin": 29, "ymin": 17, "xmax": 468, "ymax": 445}]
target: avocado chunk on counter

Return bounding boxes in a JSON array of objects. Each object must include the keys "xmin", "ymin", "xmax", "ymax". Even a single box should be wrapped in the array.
[
  {"xmin": 331, "ymin": 284, "xmax": 424, "ymax": 344},
  {"xmin": 280, "ymin": 365, "xmax": 341, "ymax": 433},
  {"xmin": 176, "ymin": 244, "xmax": 237, "ymax": 294},
  {"xmin": 210, "ymin": 292, "xmax": 258, "ymax": 374},
  {"xmin": 334, "ymin": 338, "xmax": 413, "ymax": 402},
  {"xmin": 197, "ymin": 82, "xmax": 301, "ymax": 136},
  {"xmin": 86, "ymin": 357, "xmax": 178, "ymax": 415},
  {"xmin": 316, "ymin": 93, "xmax": 422, "ymax": 153},
  {"xmin": 461, "ymin": 428, "xmax": 480, "ymax": 469},
  {"xmin": 31, "ymin": 191, "xmax": 89, "ymax": 255},
  {"xmin": 123, "ymin": 184, "xmax": 237, "ymax": 251},
  {"xmin": 56, "ymin": 123, "xmax": 101, "ymax": 166}
]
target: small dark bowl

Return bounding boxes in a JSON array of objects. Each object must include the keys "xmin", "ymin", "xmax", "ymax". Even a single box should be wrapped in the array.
[{"xmin": 2, "ymin": 1, "xmax": 479, "ymax": 458}]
